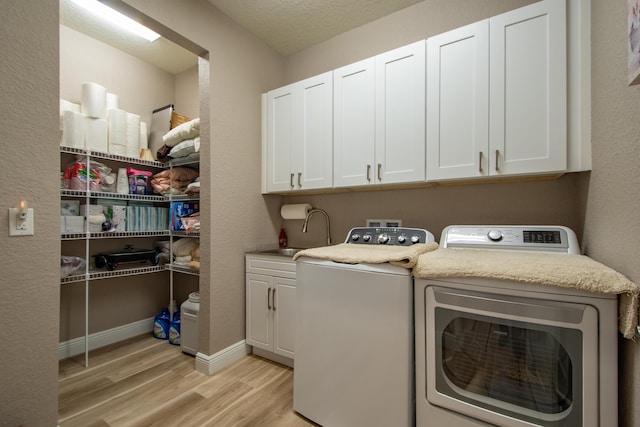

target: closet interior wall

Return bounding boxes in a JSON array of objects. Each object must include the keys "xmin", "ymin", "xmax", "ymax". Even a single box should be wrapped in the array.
[{"xmin": 59, "ymin": 23, "xmax": 200, "ymax": 363}]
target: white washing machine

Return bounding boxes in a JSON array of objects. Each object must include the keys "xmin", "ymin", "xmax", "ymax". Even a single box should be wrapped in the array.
[
  {"xmin": 415, "ymin": 225, "xmax": 618, "ymax": 427},
  {"xmin": 294, "ymin": 227, "xmax": 435, "ymax": 427}
]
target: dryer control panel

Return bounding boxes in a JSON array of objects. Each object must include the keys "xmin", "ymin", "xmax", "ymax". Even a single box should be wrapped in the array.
[
  {"xmin": 345, "ymin": 227, "xmax": 435, "ymax": 246},
  {"xmin": 440, "ymin": 225, "xmax": 580, "ymax": 254}
]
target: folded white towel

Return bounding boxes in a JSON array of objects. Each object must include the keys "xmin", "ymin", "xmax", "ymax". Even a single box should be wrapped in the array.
[
  {"xmin": 163, "ymin": 118, "xmax": 199, "ymax": 147},
  {"xmin": 293, "ymin": 242, "xmax": 439, "ymax": 269}
]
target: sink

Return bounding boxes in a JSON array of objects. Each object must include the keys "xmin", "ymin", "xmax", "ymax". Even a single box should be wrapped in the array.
[
  {"xmin": 258, "ymin": 248, "xmax": 304, "ymax": 257},
  {"xmin": 278, "ymin": 248, "xmax": 303, "ymax": 256}
]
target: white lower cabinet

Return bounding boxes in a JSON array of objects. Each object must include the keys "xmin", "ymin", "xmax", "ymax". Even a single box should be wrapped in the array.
[{"xmin": 245, "ymin": 254, "xmax": 296, "ymax": 364}]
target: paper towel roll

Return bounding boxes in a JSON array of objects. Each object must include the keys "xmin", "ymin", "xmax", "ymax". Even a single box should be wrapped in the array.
[
  {"xmin": 139, "ymin": 122, "xmax": 148, "ymax": 149},
  {"xmin": 106, "ymin": 92, "xmax": 119, "ymax": 110},
  {"xmin": 81, "ymin": 82, "xmax": 107, "ymax": 119},
  {"xmin": 281, "ymin": 204, "xmax": 312, "ymax": 220},
  {"xmin": 126, "ymin": 113, "xmax": 140, "ymax": 158},
  {"xmin": 60, "ymin": 110, "xmax": 85, "ymax": 148},
  {"xmin": 85, "ymin": 118, "xmax": 107, "ymax": 152},
  {"xmin": 108, "ymin": 108, "xmax": 127, "ymax": 154}
]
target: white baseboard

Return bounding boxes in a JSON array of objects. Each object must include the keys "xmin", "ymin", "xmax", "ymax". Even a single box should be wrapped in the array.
[
  {"xmin": 195, "ymin": 340, "xmax": 250, "ymax": 375},
  {"xmin": 58, "ymin": 317, "xmax": 154, "ymax": 360},
  {"xmin": 251, "ymin": 347, "xmax": 294, "ymax": 368}
]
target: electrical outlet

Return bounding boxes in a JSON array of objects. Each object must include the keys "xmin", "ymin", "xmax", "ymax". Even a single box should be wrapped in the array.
[
  {"xmin": 366, "ymin": 219, "xmax": 402, "ymax": 228},
  {"xmin": 8, "ymin": 208, "xmax": 34, "ymax": 236}
]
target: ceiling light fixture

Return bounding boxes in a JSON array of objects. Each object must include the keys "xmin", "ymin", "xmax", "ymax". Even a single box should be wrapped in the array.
[{"xmin": 69, "ymin": 0, "xmax": 161, "ymax": 42}]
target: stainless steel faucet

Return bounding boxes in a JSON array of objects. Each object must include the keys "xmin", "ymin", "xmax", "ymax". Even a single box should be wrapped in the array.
[{"xmin": 301, "ymin": 208, "xmax": 332, "ymax": 245}]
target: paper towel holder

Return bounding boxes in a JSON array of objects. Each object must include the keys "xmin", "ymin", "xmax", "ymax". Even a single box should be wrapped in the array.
[{"xmin": 280, "ymin": 203, "xmax": 313, "ymax": 220}]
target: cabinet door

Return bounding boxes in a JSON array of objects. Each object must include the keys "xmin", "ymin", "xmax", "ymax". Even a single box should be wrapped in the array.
[
  {"xmin": 266, "ymin": 84, "xmax": 295, "ymax": 192},
  {"xmin": 426, "ymin": 21, "xmax": 489, "ymax": 181},
  {"xmin": 375, "ymin": 40, "xmax": 426, "ymax": 184},
  {"xmin": 489, "ymin": 0, "xmax": 567, "ymax": 176},
  {"xmin": 296, "ymin": 71, "xmax": 334, "ymax": 190},
  {"xmin": 246, "ymin": 273, "xmax": 273, "ymax": 351},
  {"xmin": 333, "ymin": 58, "xmax": 376, "ymax": 187},
  {"xmin": 273, "ymin": 277, "xmax": 296, "ymax": 359}
]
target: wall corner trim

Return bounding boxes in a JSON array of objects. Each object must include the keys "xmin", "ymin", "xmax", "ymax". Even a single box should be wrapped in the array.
[{"xmin": 195, "ymin": 340, "xmax": 251, "ymax": 375}]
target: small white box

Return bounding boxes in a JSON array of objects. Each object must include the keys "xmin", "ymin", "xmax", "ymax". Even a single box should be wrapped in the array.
[{"xmin": 65, "ymin": 216, "xmax": 85, "ymax": 233}]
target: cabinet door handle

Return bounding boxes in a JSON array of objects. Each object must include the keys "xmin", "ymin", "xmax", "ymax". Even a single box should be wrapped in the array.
[
  {"xmin": 298, "ymin": 172, "xmax": 302, "ymax": 187},
  {"xmin": 366, "ymin": 164, "xmax": 371, "ymax": 182},
  {"xmin": 267, "ymin": 288, "xmax": 272, "ymax": 310},
  {"xmin": 290, "ymin": 173, "xmax": 294, "ymax": 188},
  {"xmin": 479, "ymin": 152, "xmax": 484, "ymax": 173},
  {"xmin": 377, "ymin": 163, "xmax": 382, "ymax": 181},
  {"xmin": 272, "ymin": 289, "xmax": 276, "ymax": 311},
  {"xmin": 495, "ymin": 149, "xmax": 500, "ymax": 172}
]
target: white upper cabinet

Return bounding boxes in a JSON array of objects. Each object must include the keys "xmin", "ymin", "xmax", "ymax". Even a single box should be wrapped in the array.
[
  {"xmin": 427, "ymin": 21, "xmax": 489, "ymax": 181},
  {"xmin": 265, "ymin": 71, "xmax": 333, "ymax": 192},
  {"xmin": 427, "ymin": 0, "xmax": 567, "ymax": 181},
  {"xmin": 490, "ymin": 0, "xmax": 567, "ymax": 176},
  {"xmin": 265, "ymin": 85, "xmax": 295, "ymax": 192},
  {"xmin": 333, "ymin": 58, "xmax": 376, "ymax": 187},
  {"xmin": 375, "ymin": 40, "xmax": 426, "ymax": 185},
  {"xmin": 334, "ymin": 41, "xmax": 426, "ymax": 187}
]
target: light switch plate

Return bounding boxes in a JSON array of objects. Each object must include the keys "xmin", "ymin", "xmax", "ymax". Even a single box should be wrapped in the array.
[{"xmin": 8, "ymin": 208, "xmax": 34, "ymax": 236}]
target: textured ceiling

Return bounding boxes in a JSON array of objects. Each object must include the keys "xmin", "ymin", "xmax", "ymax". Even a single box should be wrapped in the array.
[
  {"xmin": 60, "ymin": 0, "xmax": 423, "ymax": 74},
  {"xmin": 208, "ymin": 0, "xmax": 424, "ymax": 56}
]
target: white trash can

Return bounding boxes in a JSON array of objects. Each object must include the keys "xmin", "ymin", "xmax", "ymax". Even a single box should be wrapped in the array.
[{"xmin": 180, "ymin": 292, "xmax": 199, "ymax": 355}]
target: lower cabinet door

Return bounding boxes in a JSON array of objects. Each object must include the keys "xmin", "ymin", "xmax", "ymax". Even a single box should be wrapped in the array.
[
  {"xmin": 273, "ymin": 278, "xmax": 296, "ymax": 358},
  {"xmin": 246, "ymin": 273, "xmax": 273, "ymax": 351}
]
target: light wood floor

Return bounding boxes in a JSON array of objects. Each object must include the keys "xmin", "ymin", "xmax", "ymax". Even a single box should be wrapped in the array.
[{"xmin": 58, "ymin": 334, "xmax": 318, "ymax": 427}]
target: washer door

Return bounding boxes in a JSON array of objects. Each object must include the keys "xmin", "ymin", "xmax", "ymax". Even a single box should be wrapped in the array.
[{"xmin": 425, "ymin": 286, "xmax": 598, "ymax": 427}]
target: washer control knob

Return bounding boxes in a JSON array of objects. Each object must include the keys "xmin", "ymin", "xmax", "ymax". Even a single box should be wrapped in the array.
[
  {"xmin": 411, "ymin": 235, "xmax": 420, "ymax": 244},
  {"xmin": 363, "ymin": 235, "xmax": 371, "ymax": 242},
  {"xmin": 397, "ymin": 234, "xmax": 407, "ymax": 244},
  {"xmin": 488, "ymin": 230, "xmax": 503, "ymax": 242},
  {"xmin": 378, "ymin": 233, "xmax": 390, "ymax": 244},
  {"xmin": 351, "ymin": 234, "xmax": 360, "ymax": 242}
]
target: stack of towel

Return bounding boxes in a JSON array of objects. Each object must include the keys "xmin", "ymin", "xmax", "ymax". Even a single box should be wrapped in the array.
[
  {"xmin": 172, "ymin": 237, "xmax": 201, "ymax": 270},
  {"xmin": 156, "ymin": 118, "xmax": 200, "ymax": 162},
  {"xmin": 150, "ymin": 167, "xmax": 199, "ymax": 195}
]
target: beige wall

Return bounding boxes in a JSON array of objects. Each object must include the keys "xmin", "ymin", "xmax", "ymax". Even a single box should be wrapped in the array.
[
  {"xmin": 175, "ymin": 65, "xmax": 200, "ymax": 119},
  {"xmin": 0, "ymin": 1, "xmax": 60, "ymax": 425},
  {"xmin": 60, "ymin": 25, "xmax": 176, "ymax": 128},
  {"xmin": 283, "ymin": 0, "xmax": 535, "ymax": 83},
  {"xmin": 586, "ymin": 2, "xmax": 640, "ymax": 426},
  {"xmin": 119, "ymin": 0, "xmax": 285, "ymax": 357}
]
